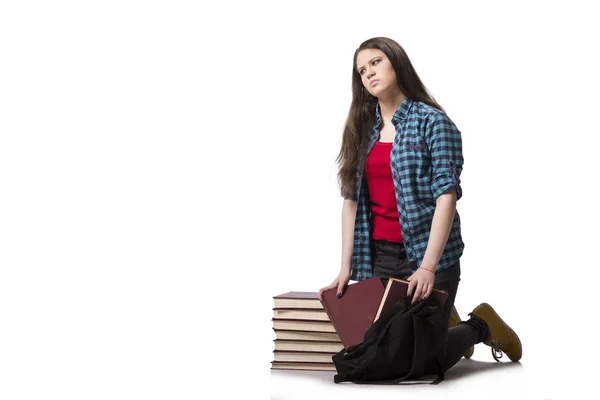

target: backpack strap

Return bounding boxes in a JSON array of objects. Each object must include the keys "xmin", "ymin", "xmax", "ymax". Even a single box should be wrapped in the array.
[{"xmin": 430, "ymin": 358, "xmax": 445, "ymax": 385}]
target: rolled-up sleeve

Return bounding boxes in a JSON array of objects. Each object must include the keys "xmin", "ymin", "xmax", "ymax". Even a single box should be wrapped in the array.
[{"xmin": 425, "ymin": 112, "xmax": 464, "ymax": 202}]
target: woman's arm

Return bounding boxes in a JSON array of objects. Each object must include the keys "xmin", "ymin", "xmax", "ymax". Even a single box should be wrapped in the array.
[
  {"xmin": 407, "ymin": 111, "xmax": 464, "ymax": 302},
  {"xmin": 341, "ymin": 198, "xmax": 358, "ymax": 273},
  {"xmin": 318, "ymin": 198, "xmax": 357, "ymax": 300},
  {"xmin": 420, "ymin": 188, "xmax": 457, "ymax": 270},
  {"xmin": 407, "ymin": 190, "xmax": 456, "ymax": 303},
  {"xmin": 420, "ymin": 111, "xmax": 464, "ymax": 270}
]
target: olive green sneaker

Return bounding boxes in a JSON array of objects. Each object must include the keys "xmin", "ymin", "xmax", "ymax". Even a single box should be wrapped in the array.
[
  {"xmin": 449, "ymin": 305, "xmax": 474, "ymax": 359},
  {"xmin": 469, "ymin": 303, "xmax": 522, "ymax": 362}
]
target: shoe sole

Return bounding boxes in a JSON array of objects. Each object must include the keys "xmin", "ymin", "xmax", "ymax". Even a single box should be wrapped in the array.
[{"xmin": 477, "ymin": 302, "xmax": 522, "ymax": 362}]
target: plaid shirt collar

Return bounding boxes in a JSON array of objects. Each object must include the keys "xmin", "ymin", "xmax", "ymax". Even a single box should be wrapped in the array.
[{"xmin": 372, "ymin": 97, "xmax": 414, "ymax": 136}]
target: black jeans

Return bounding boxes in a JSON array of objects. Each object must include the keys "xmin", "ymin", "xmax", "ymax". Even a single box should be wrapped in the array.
[{"xmin": 371, "ymin": 239, "xmax": 479, "ymax": 372}]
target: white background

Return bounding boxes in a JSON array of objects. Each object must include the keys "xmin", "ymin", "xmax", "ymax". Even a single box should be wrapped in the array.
[{"xmin": 1, "ymin": 1, "xmax": 598, "ymax": 399}]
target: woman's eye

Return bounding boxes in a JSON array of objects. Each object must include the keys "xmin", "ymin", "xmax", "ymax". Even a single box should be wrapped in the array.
[{"xmin": 358, "ymin": 60, "xmax": 379, "ymax": 75}]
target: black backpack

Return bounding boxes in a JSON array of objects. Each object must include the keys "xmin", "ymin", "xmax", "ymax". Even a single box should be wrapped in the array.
[{"xmin": 332, "ymin": 294, "xmax": 447, "ymax": 385}]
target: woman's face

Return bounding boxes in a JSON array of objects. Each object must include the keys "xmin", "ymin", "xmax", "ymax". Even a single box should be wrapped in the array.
[{"xmin": 356, "ymin": 48, "xmax": 397, "ymax": 98}]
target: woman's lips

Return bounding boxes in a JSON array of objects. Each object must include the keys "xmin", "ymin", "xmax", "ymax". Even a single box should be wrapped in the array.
[{"xmin": 370, "ymin": 80, "xmax": 379, "ymax": 87}]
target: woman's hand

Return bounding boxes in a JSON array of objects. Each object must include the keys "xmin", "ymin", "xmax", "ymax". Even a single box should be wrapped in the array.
[
  {"xmin": 318, "ymin": 269, "xmax": 351, "ymax": 301},
  {"xmin": 406, "ymin": 266, "xmax": 436, "ymax": 303}
]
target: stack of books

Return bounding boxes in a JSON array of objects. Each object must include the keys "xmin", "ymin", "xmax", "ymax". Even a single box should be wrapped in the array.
[
  {"xmin": 271, "ymin": 291, "xmax": 343, "ymax": 371},
  {"xmin": 271, "ymin": 278, "xmax": 448, "ymax": 374}
]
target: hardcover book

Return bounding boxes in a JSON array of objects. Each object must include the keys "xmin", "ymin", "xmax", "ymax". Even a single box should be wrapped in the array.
[
  {"xmin": 272, "ymin": 308, "xmax": 330, "ymax": 321},
  {"xmin": 273, "ymin": 291, "xmax": 323, "ymax": 309},
  {"xmin": 273, "ymin": 350, "xmax": 337, "ymax": 363},
  {"xmin": 319, "ymin": 277, "xmax": 385, "ymax": 349},
  {"xmin": 373, "ymin": 277, "xmax": 449, "ymax": 322},
  {"xmin": 273, "ymin": 329, "xmax": 341, "ymax": 342},
  {"xmin": 271, "ymin": 361, "xmax": 336, "ymax": 371},
  {"xmin": 273, "ymin": 339, "xmax": 344, "ymax": 353},
  {"xmin": 272, "ymin": 319, "xmax": 336, "ymax": 333}
]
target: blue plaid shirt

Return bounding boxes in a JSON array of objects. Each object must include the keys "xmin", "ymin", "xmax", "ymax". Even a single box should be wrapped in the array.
[{"xmin": 342, "ymin": 97, "xmax": 465, "ymax": 281}]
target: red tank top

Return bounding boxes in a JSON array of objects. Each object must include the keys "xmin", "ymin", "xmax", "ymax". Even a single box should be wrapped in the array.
[{"xmin": 364, "ymin": 141, "xmax": 403, "ymax": 243}]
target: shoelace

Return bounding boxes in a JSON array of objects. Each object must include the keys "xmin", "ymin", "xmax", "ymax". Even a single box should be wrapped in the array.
[
  {"xmin": 468, "ymin": 312, "xmax": 507, "ymax": 362},
  {"xmin": 487, "ymin": 339, "xmax": 505, "ymax": 362}
]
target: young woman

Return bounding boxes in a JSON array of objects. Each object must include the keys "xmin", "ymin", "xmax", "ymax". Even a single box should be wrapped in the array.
[{"xmin": 318, "ymin": 37, "xmax": 522, "ymax": 369}]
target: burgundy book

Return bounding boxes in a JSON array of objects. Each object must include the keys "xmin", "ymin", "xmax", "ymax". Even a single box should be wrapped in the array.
[
  {"xmin": 319, "ymin": 277, "xmax": 385, "ymax": 349},
  {"xmin": 373, "ymin": 277, "xmax": 449, "ymax": 322}
]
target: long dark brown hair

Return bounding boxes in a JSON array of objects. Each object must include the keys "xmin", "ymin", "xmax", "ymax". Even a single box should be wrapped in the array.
[{"xmin": 337, "ymin": 37, "xmax": 445, "ymax": 199}]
